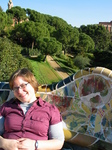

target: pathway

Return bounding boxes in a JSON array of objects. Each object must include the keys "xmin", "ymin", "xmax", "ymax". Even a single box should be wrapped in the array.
[{"xmin": 47, "ymin": 55, "xmax": 69, "ymax": 79}]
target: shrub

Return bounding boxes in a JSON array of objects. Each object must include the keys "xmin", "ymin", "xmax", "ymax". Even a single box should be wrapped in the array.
[{"xmin": 74, "ymin": 55, "xmax": 90, "ymax": 69}]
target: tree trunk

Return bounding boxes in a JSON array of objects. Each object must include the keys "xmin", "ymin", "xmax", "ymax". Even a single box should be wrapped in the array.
[{"xmin": 32, "ymin": 41, "xmax": 34, "ymax": 49}]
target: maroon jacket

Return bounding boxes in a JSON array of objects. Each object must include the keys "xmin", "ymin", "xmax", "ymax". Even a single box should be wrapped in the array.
[{"xmin": 0, "ymin": 97, "xmax": 62, "ymax": 140}]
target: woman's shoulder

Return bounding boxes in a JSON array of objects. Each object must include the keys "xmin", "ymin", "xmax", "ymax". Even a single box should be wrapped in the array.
[{"xmin": 1, "ymin": 98, "xmax": 17, "ymax": 107}]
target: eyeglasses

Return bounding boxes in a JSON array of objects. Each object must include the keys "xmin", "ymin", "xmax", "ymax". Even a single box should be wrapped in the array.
[{"xmin": 13, "ymin": 83, "xmax": 29, "ymax": 92}]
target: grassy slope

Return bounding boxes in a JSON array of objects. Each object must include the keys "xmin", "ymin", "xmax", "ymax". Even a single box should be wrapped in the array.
[
  {"xmin": 27, "ymin": 55, "xmax": 78, "ymax": 85},
  {"xmin": 27, "ymin": 57, "xmax": 62, "ymax": 85},
  {"xmin": 53, "ymin": 56, "xmax": 77, "ymax": 75}
]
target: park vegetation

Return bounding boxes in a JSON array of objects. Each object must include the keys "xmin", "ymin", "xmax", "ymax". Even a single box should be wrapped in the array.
[{"xmin": 0, "ymin": 6, "xmax": 112, "ymax": 83}]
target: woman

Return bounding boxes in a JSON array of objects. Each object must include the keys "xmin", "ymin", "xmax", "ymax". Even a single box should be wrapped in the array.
[{"xmin": 0, "ymin": 68, "xmax": 64, "ymax": 150}]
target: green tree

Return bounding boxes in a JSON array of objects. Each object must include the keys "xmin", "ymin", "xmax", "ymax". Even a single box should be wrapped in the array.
[
  {"xmin": 0, "ymin": 38, "xmax": 32, "ymax": 81},
  {"xmin": 0, "ymin": 11, "xmax": 13, "ymax": 36},
  {"xmin": 92, "ymin": 50, "xmax": 112, "ymax": 69},
  {"xmin": 74, "ymin": 55, "xmax": 90, "ymax": 69},
  {"xmin": 56, "ymin": 25, "xmax": 79, "ymax": 54},
  {"xmin": 79, "ymin": 24, "xmax": 111, "ymax": 50},
  {"xmin": 49, "ymin": 16, "xmax": 68, "ymax": 30},
  {"xmin": 26, "ymin": 9, "xmax": 46, "ymax": 23},
  {"xmin": 37, "ymin": 37, "xmax": 62, "ymax": 61},
  {"xmin": 76, "ymin": 33, "xmax": 95, "ymax": 55},
  {"xmin": 6, "ymin": 6, "xmax": 27, "ymax": 22},
  {"xmin": 0, "ymin": 6, "xmax": 3, "ymax": 12},
  {"xmin": 109, "ymin": 41, "xmax": 112, "ymax": 51},
  {"xmin": 10, "ymin": 21, "xmax": 50, "ymax": 49}
]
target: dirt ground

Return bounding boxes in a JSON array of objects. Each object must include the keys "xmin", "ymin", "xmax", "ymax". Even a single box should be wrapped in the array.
[{"xmin": 47, "ymin": 55, "xmax": 69, "ymax": 79}]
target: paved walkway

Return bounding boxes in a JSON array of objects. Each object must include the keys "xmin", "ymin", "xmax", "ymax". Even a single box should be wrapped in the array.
[{"xmin": 47, "ymin": 55, "xmax": 69, "ymax": 79}]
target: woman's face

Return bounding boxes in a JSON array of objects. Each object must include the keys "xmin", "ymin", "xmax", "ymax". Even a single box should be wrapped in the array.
[{"xmin": 13, "ymin": 76, "xmax": 36, "ymax": 103}]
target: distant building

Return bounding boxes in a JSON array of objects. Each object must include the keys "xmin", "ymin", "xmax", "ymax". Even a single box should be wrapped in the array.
[
  {"xmin": 8, "ymin": 0, "xmax": 13, "ymax": 9},
  {"xmin": 99, "ymin": 21, "xmax": 112, "ymax": 33},
  {"xmin": 11, "ymin": 17, "xmax": 29, "ymax": 27}
]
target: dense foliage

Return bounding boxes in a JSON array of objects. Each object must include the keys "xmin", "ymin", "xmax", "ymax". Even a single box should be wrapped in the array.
[
  {"xmin": 79, "ymin": 25, "xmax": 111, "ymax": 50},
  {"xmin": 0, "ymin": 5, "xmax": 112, "ymax": 81},
  {"xmin": 0, "ymin": 38, "xmax": 32, "ymax": 81}
]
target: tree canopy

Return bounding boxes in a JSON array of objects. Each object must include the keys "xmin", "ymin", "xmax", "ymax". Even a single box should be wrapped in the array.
[
  {"xmin": 79, "ymin": 24, "xmax": 111, "ymax": 50},
  {"xmin": 37, "ymin": 37, "xmax": 62, "ymax": 60},
  {"xmin": 0, "ymin": 11, "xmax": 13, "ymax": 36},
  {"xmin": 6, "ymin": 6, "xmax": 27, "ymax": 22},
  {"xmin": 76, "ymin": 33, "xmax": 95, "ymax": 54},
  {"xmin": 10, "ymin": 21, "xmax": 50, "ymax": 48},
  {"xmin": 0, "ymin": 37, "xmax": 32, "ymax": 81},
  {"xmin": 0, "ymin": 5, "xmax": 112, "ymax": 82}
]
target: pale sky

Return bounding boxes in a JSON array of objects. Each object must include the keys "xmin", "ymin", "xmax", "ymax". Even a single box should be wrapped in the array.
[{"xmin": 1, "ymin": 0, "xmax": 112, "ymax": 27}]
